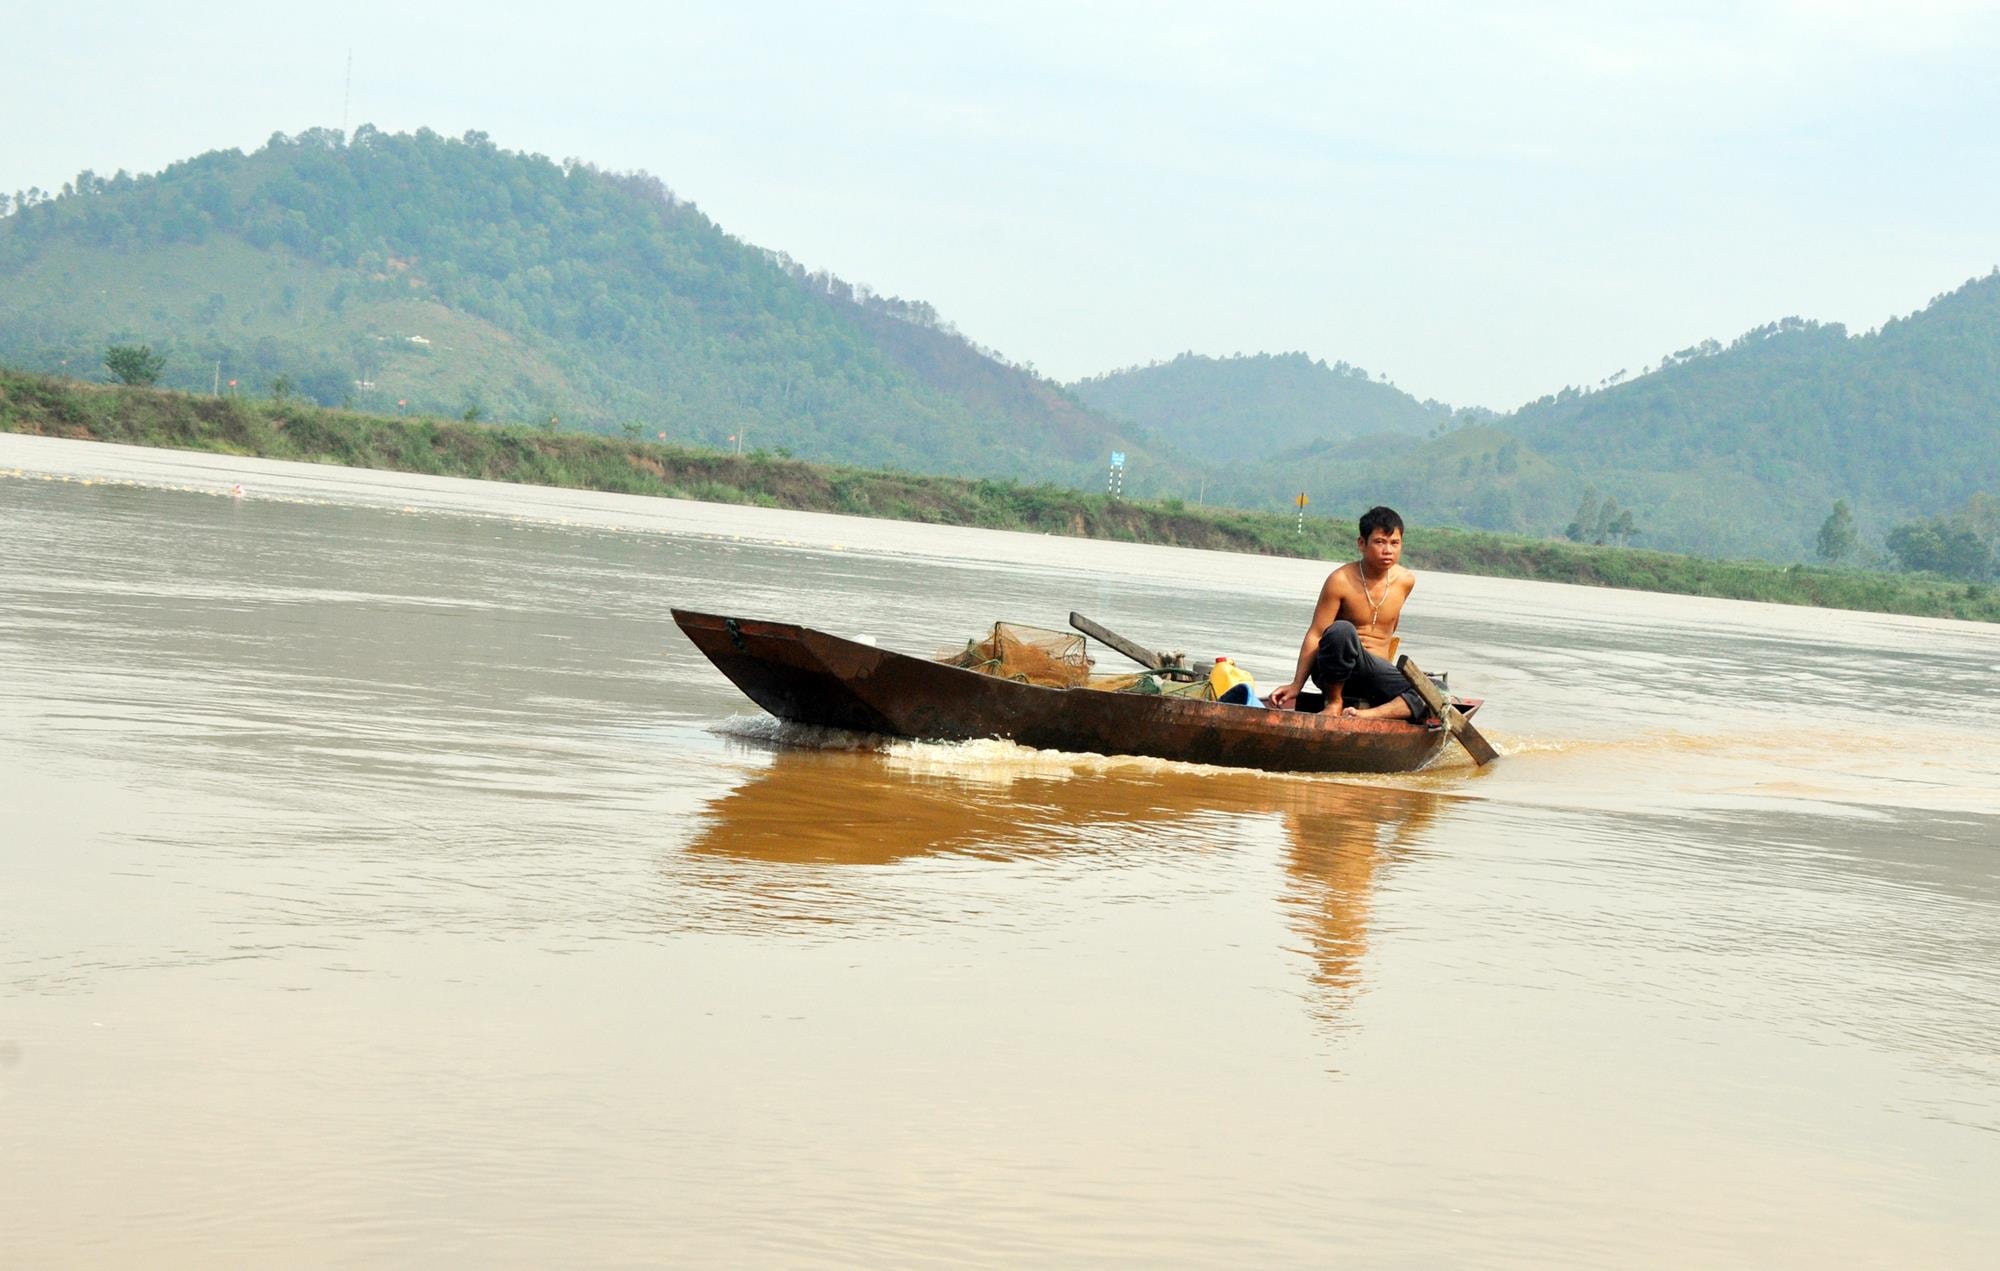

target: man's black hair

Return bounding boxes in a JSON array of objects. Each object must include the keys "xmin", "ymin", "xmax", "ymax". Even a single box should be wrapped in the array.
[{"xmin": 1358, "ymin": 506, "xmax": 1404, "ymax": 540}]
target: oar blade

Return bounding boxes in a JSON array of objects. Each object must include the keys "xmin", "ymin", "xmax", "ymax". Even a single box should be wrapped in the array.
[
  {"xmin": 1397, "ymin": 654, "xmax": 1499, "ymax": 767},
  {"xmin": 1450, "ymin": 716, "xmax": 1501, "ymax": 766}
]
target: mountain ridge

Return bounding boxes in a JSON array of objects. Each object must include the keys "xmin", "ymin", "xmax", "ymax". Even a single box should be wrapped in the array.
[
  {"xmin": 1077, "ymin": 276, "xmax": 2000, "ymax": 560},
  {"xmin": 0, "ymin": 126, "xmax": 1168, "ymax": 490}
]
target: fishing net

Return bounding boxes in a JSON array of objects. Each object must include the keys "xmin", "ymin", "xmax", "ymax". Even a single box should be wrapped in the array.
[
  {"xmin": 937, "ymin": 622, "xmax": 1217, "ymax": 697},
  {"xmin": 1084, "ymin": 670, "xmax": 1215, "ymax": 698},
  {"xmin": 936, "ymin": 622, "xmax": 1093, "ymax": 689}
]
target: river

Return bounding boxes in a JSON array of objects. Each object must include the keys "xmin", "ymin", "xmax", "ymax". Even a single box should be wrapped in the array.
[{"xmin": 3, "ymin": 433, "xmax": 1997, "ymax": 1267}]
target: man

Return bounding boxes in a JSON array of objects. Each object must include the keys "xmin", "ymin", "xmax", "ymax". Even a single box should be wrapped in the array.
[{"xmin": 1266, "ymin": 506, "xmax": 1427, "ymax": 721}]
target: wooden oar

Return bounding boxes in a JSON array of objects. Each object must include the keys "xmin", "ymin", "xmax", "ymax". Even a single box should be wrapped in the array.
[
  {"xmin": 1069, "ymin": 611, "xmax": 1163, "ymax": 671},
  {"xmin": 1396, "ymin": 654, "xmax": 1499, "ymax": 766}
]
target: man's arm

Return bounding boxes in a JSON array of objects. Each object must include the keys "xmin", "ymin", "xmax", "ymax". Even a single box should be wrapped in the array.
[{"xmin": 1267, "ymin": 573, "xmax": 1344, "ymax": 711}]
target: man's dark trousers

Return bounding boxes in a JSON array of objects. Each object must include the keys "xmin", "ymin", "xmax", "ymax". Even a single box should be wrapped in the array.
[{"xmin": 1310, "ymin": 620, "xmax": 1426, "ymax": 720}]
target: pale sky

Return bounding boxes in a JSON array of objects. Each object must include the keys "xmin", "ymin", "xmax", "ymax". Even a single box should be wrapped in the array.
[{"xmin": 8, "ymin": 1, "xmax": 2000, "ymax": 409}]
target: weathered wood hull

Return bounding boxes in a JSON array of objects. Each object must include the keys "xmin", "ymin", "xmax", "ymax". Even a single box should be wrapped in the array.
[{"xmin": 675, "ymin": 610, "xmax": 1469, "ymax": 775}]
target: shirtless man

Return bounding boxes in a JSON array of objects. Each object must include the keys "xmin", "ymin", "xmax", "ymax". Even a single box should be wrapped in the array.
[{"xmin": 1266, "ymin": 506, "xmax": 1427, "ymax": 721}]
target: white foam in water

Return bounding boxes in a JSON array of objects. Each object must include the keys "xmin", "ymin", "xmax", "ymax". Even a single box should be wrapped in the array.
[{"xmin": 708, "ymin": 712, "xmax": 1458, "ymax": 791}]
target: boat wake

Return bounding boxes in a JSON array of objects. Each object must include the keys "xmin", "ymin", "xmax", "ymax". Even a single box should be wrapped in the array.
[{"xmin": 706, "ymin": 714, "xmax": 1487, "ymax": 794}]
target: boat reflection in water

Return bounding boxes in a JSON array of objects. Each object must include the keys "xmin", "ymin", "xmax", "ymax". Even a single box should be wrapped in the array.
[
  {"xmin": 1275, "ymin": 783, "xmax": 1441, "ymax": 1024},
  {"xmin": 683, "ymin": 733, "xmax": 1449, "ymax": 1023}
]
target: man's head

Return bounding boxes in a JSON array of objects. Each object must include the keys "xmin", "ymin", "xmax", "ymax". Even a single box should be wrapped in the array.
[{"xmin": 1356, "ymin": 505, "xmax": 1404, "ymax": 574}]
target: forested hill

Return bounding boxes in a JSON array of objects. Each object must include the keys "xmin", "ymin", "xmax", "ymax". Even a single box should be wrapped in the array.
[
  {"xmin": 0, "ymin": 127, "xmax": 1155, "ymax": 486},
  {"xmin": 1174, "ymin": 274, "xmax": 2000, "ymax": 562},
  {"xmin": 1070, "ymin": 352, "xmax": 1462, "ymax": 461},
  {"xmin": 1504, "ymin": 277, "xmax": 2000, "ymax": 531}
]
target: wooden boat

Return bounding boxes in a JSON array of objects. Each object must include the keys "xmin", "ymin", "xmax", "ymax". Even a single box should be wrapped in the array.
[{"xmin": 674, "ymin": 609, "xmax": 1482, "ymax": 775}]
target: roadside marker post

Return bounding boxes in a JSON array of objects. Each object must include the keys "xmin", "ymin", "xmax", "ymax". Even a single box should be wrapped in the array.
[{"xmin": 1296, "ymin": 491, "xmax": 1308, "ymax": 534}]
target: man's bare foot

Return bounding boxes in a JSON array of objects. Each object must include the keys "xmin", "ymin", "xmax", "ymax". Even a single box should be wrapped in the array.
[{"xmin": 1342, "ymin": 700, "xmax": 1410, "ymax": 720}]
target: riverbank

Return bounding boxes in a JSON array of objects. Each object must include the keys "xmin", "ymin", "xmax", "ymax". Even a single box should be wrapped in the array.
[{"xmin": 5, "ymin": 368, "xmax": 1994, "ymax": 622}]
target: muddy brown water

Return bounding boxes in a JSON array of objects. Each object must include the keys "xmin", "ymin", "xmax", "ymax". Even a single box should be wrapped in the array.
[{"xmin": 3, "ymin": 434, "xmax": 1997, "ymax": 1267}]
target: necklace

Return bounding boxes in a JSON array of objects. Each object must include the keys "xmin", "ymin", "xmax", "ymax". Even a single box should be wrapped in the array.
[{"xmin": 1358, "ymin": 563, "xmax": 1390, "ymax": 630}]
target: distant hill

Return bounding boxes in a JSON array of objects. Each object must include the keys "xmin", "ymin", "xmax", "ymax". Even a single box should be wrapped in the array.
[
  {"xmin": 1116, "ymin": 278, "xmax": 2000, "ymax": 561},
  {"xmin": 0, "ymin": 127, "xmax": 1158, "ymax": 488},
  {"xmin": 1071, "ymin": 351, "xmax": 1462, "ymax": 462},
  {"xmin": 1498, "ymin": 282, "xmax": 2000, "ymax": 555}
]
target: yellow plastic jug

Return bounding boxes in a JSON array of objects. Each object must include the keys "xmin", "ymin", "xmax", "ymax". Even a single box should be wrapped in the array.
[{"xmin": 1208, "ymin": 656, "xmax": 1256, "ymax": 700}]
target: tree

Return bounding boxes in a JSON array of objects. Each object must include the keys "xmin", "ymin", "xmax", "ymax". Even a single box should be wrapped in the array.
[
  {"xmin": 1592, "ymin": 499, "xmax": 1624, "ymax": 543},
  {"xmin": 1564, "ymin": 490, "xmax": 1600, "ymax": 543},
  {"xmin": 104, "ymin": 344, "xmax": 165, "ymax": 386},
  {"xmin": 269, "ymin": 373, "xmax": 295, "ymax": 401},
  {"xmin": 299, "ymin": 366, "xmax": 349, "ymax": 406},
  {"xmin": 1886, "ymin": 521, "xmax": 1946, "ymax": 573},
  {"xmin": 1942, "ymin": 527, "xmax": 1993, "ymax": 580},
  {"xmin": 1607, "ymin": 508, "xmax": 1639, "ymax": 546},
  {"xmin": 1815, "ymin": 500, "xmax": 1856, "ymax": 563},
  {"xmin": 1566, "ymin": 489, "xmax": 1638, "ymax": 545},
  {"xmin": 1964, "ymin": 493, "xmax": 2000, "ymax": 549},
  {"xmin": 1886, "ymin": 517, "xmax": 1994, "ymax": 580}
]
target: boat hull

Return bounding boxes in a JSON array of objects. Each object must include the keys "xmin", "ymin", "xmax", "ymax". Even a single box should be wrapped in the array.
[{"xmin": 673, "ymin": 609, "xmax": 1461, "ymax": 775}]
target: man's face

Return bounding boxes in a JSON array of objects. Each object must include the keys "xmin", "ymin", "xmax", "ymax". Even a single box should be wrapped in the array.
[{"xmin": 1359, "ymin": 528, "xmax": 1403, "ymax": 575}]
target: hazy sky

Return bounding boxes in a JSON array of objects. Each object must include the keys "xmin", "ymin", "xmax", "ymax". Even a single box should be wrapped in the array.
[{"xmin": 9, "ymin": 1, "xmax": 2000, "ymax": 408}]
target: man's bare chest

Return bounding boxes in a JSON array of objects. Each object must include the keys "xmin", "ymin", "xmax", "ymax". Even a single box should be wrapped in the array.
[{"xmin": 1340, "ymin": 573, "xmax": 1406, "ymax": 633}]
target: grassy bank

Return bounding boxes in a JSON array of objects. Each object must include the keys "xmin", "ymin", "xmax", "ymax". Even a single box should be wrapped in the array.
[{"xmin": 5, "ymin": 369, "xmax": 1995, "ymax": 622}]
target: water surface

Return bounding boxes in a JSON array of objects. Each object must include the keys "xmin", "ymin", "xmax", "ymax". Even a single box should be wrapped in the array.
[{"xmin": 3, "ymin": 435, "xmax": 1997, "ymax": 1267}]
